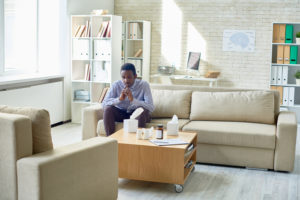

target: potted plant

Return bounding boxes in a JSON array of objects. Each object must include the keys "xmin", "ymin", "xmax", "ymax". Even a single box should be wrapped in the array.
[
  {"xmin": 296, "ymin": 32, "xmax": 300, "ymax": 44},
  {"xmin": 295, "ymin": 71, "xmax": 300, "ymax": 85}
]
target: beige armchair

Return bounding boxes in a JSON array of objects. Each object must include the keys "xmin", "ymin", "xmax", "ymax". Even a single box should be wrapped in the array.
[{"xmin": 0, "ymin": 106, "xmax": 118, "ymax": 200}]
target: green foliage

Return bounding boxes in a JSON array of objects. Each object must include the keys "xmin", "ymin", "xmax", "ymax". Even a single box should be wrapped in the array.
[
  {"xmin": 296, "ymin": 32, "xmax": 300, "ymax": 38},
  {"xmin": 295, "ymin": 71, "xmax": 300, "ymax": 79}
]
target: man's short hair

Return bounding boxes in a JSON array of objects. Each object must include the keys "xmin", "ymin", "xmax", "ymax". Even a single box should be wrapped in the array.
[{"xmin": 121, "ymin": 63, "xmax": 136, "ymax": 76}]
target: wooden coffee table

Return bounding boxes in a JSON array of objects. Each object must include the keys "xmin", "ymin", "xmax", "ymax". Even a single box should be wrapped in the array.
[{"xmin": 109, "ymin": 129, "xmax": 197, "ymax": 193}]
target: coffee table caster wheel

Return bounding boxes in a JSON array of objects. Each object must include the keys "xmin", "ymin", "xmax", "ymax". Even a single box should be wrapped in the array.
[
  {"xmin": 191, "ymin": 166, "xmax": 195, "ymax": 172},
  {"xmin": 174, "ymin": 184, "xmax": 184, "ymax": 193}
]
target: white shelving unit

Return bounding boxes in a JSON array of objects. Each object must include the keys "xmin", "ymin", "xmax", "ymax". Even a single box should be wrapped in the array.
[
  {"xmin": 122, "ymin": 20, "xmax": 151, "ymax": 82},
  {"xmin": 270, "ymin": 23, "xmax": 300, "ymax": 122},
  {"xmin": 71, "ymin": 15, "xmax": 122, "ymax": 123}
]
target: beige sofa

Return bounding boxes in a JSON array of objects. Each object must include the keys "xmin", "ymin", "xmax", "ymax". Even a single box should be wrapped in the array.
[
  {"xmin": 82, "ymin": 84, "xmax": 297, "ymax": 172},
  {"xmin": 0, "ymin": 105, "xmax": 118, "ymax": 200}
]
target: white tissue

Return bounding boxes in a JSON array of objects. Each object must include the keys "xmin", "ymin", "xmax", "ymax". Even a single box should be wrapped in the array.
[
  {"xmin": 171, "ymin": 114, "xmax": 178, "ymax": 123},
  {"xmin": 130, "ymin": 107, "xmax": 144, "ymax": 119},
  {"xmin": 167, "ymin": 114, "xmax": 179, "ymax": 135}
]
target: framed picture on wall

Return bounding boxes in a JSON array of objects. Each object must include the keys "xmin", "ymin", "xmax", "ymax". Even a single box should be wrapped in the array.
[{"xmin": 187, "ymin": 52, "xmax": 201, "ymax": 71}]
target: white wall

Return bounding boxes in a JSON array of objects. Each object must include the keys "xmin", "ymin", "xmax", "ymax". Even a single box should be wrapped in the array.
[
  {"xmin": 115, "ymin": 0, "xmax": 300, "ymax": 89},
  {"xmin": 67, "ymin": 0, "xmax": 114, "ymax": 14},
  {"xmin": 0, "ymin": 0, "xmax": 4, "ymax": 73}
]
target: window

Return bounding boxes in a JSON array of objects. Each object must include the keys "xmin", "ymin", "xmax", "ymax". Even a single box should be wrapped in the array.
[
  {"xmin": 0, "ymin": 0, "xmax": 61, "ymax": 75},
  {"xmin": 4, "ymin": 0, "xmax": 37, "ymax": 73}
]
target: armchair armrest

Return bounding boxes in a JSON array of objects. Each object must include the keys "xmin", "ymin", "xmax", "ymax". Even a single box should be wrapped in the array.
[
  {"xmin": 17, "ymin": 137, "xmax": 118, "ymax": 200},
  {"xmin": 82, "ymin": 104, "xmax": 103, "ymax": 140},
  {"xmin": 0, "ymin": 113, "xmax": 32, "ymax": 200},
  {"xmin": 274, "ymin": 111, "xmax": 297, "ymax": 171}
]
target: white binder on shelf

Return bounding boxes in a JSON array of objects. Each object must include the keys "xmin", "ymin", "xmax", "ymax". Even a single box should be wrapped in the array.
[
  {"xmin": 127, "ymin": 59, "xmax": 142, "ymax": 77},
  {"xmin": 72, "ymin": 39, "xmax": 80, "ymax": 59},
  {"xmin": 105, "ymin": 40, "xmax": 112, "ymax": 61},
  {"xmin": 93, "ymin": 40, "xmax": 101, "ymax": 60},
  {"xmin": 78, "ymin": 40, "xmax": 89, "ymax": 60},
  {"xmin": 283, "ymin": 87, "xmax": 289, "ymax": 106},
  {"xmin": 128, "ymin": 23, "xmax": 133, "ymax": 39},
  {"xmin": 271, "ymin": 65, "xmax": 278, "ymax": 85},
  {"xmin": 288, "ymin": 87, "xmax": 295, "ymax": 106},
  {"xmin": 282, "ymin": 66, "xmax": 288, "ymax": 85},
  {"xmin": 277, "ymin": 66, "xmax": 283, "ymax": 85},
  {"xmin": 135, "ymin": 60, "xmax": 142, "ymax": 77},
  {"xmin": 93, "ymin": 62, "xmax": 108, "ymax": 82}
]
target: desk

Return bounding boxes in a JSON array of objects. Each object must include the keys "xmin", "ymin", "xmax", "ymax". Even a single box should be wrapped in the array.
[{"xmin": 169, "ymin": 75, "xmax": 219, "ymax": 87}]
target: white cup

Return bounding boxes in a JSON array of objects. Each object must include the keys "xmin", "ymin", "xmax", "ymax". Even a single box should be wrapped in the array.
[
  {"xmin": 136, "ymin": 129, "xmax": 143, "ymax": 140},
  {"xmin": 143, "ymin": 128, "xmax": 152, "ymax": 140}
]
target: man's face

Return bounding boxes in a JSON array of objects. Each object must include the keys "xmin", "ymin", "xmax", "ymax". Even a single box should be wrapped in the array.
[{"xmin": 121, "ymin": 70, "xmax": 137, "ymax": 88}]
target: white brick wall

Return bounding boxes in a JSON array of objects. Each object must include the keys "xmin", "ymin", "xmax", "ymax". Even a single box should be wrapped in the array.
[{"xmin": 115, "ymin": 0, "xmax": 300, "ymax": 88}]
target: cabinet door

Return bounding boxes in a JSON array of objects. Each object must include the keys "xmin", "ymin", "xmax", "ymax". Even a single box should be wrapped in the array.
[
  {"xmin": 273, "ymin": 24, "xmax": 280, "ymax": 43},
  {"xmin": 279, "ymin": 24, "xmax": 286, "ymax": 43},
  {"xmin": 277, "ymin": 45, "xmax": 284, "ymax": 64},
  {"xmin": 284, "ymin": 45, "xmax": 290, "ymax": 64}
]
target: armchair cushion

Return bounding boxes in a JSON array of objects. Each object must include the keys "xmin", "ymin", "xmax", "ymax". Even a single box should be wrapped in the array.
[{"xmin": 0, "ymin": 105, "xmax": 53, "ymax": 154}]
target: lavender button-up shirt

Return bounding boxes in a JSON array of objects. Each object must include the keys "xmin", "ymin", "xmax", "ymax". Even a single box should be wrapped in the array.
[{"xmin": 102, "ymin": 79, "xmax": 155, "ymax": 113}]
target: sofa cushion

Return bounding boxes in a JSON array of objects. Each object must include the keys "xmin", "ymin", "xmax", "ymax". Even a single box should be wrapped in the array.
[
  {"xmin": 182, "ymin": 121, "xmax": 276, "ymax": 149},
  {"xmin": 97, "ymin": 118, "xmax": 190, "ymax": 136},
  {"xmin": 190, "ymin": 91, "xmax": 275, "ymax": 124},
  {"xmin": 0, "ymin": 105, "xmax": 53, "ymax": 154},
  {"xmin": 151, "ymin": 89, "xmax": 192, "ymax": 118}
]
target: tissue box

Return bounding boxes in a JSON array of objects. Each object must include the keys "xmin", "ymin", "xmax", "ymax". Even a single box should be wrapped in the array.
[
  {"xmin": 124, "ymin": 119, "xmax": 138, "ymax": 133},
  {"xmin": 167, "ymin": 121, "xmax": 178, "ymax": 135}
]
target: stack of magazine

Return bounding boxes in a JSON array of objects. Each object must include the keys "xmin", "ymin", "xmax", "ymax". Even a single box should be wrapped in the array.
[{"xmin": 150, "ymin": 139, "xmax": 188, "ymax": 146}]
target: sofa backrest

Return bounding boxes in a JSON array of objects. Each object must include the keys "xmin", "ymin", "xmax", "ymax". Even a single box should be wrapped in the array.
[
  {"xmin": 190, "ymin": 91, "xmax": 275, "ymax": 124},
  {"xmin": 151, "ymin": 89, "xmax": 192, "ymax": 118},
  {"xmin": 150, "ymin": 84, "xmax": 280, "ymax": 121},
  {"xmin": 0, "ymin": 105, "xmax": 53, "ymax": 154}
]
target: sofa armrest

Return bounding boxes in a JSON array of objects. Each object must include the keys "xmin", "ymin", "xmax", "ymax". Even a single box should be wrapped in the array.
[
  {"xmin": 82, "ymin": 104, "xmax": 103, "ymax": 140},
  {"xmin": 274, "ymin": 111, "xmax": 297, "ymax": 172},
  {"xmin": 0, "ymin": 113, "xmax": 32, "ymax": 200},
  {"xmin": 17, "ymin": 137, "xmax": 118, "ymax": 200}
]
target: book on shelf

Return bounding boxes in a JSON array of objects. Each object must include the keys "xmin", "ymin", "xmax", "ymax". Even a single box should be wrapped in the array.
[
  {"xmin": 84, "ymin": 64, "xmax": 90, "ymax": 81},
  {"xmin": 98, "ymin": 87, "xmax": 110, "ymax": 103},
  {"xmin": 72, "ymin": 24, "xmax": 80, "ymax": 37},
  {"xmin": 97, "ymin": 21, "xmax": 111, "ymax": 38},
  {"xmin": 84, "ymin": 20, "xmax": 90, "ymax": 37},
  {"xmin": 134, "ymin": 49, "xmax": 143, "ymax": 57},
  {"xmin": 74, "ymin": 21, "xmax": 90, "ymax": 38}
]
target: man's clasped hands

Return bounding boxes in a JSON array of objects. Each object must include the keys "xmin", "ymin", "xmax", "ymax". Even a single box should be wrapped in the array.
[{"xmin": 119, "ymin": 87, "xmax": 133, "ymax": 102}]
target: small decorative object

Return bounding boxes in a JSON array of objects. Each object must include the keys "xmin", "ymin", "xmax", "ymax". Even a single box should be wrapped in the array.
[
  {"xmin": 91, "ymin": 9, "xmax": 109, "ymax": 15},
  {"xmin": 157, "ymin": 65, "xmax": 175, "ymax": 75},
  {"xmin": 205, "ymin": 71, "xmax": 220, "ymax": 78},
  {"xmin": 294, "ymin": 71, "xmax": 300, "ymax": 85},
  {"xmin": 296, "ymin": 32, "xmax": 300, "ymax": 44}
]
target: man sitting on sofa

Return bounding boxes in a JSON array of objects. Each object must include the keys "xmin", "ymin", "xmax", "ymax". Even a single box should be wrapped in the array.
[{"xmin": 102, "ymin": 63, "xmax": 155, "ymax": 136}]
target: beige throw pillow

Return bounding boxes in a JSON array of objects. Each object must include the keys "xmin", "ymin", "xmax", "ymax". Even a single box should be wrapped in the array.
[
  {"xmin": 151, "ymin": 89, "xmax": 192, "ymax": 118},
  {"xmin": 0, "ymin": 105, "xmax": 53, "ymax": 154},
  {"xmin": 190, "ymin": 91, "xmax": 275, "ymax": 124}
]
